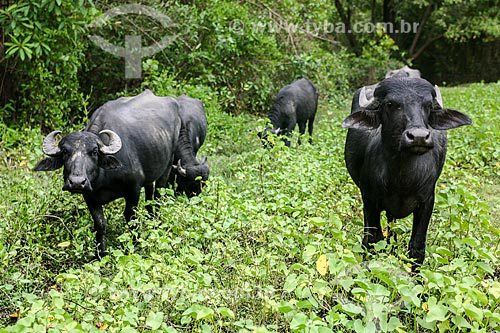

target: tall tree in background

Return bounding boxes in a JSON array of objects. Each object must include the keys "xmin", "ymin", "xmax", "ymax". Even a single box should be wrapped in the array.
[{"xmin": 332, "ymin": 0, "xmax": 500, "ymax": 61}]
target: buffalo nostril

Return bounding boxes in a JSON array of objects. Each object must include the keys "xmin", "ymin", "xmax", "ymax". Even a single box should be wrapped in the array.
[
  {"xmin": 68, "ymin": 176, "xmax": 87, "ymax": 188},
  {"xmin": 406, "ymin": 128, "xmax": 430, "ymax": 141}
]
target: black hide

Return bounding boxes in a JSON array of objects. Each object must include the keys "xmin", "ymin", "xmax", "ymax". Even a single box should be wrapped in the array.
[
  {"xmin": 170, "ymin": 95, "xmax": 209, "ymax": 197},
  {"xmin": 342, "ymin": 77, "xmax": 472, "ymax": 271},
  {"xmin": 260, "ymin": 78, "xmax": 319, "ymax": 147},
  {"xmin": 34, "ymin": 89, "xmax": 181, "ymax": 259}
]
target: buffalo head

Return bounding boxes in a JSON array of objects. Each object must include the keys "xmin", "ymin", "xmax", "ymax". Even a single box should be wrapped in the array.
[
  {"xmin": 174, "ymin": 157, "xmax": 209, "ymax": 197},
  {"xmin": 258, "ymin": 127, "xmax": 283, "ymax": 148},
  {"xmin": 342, "ymin": 77, "xmax": 472, "ymax": 155},
  {"xmin": 34, "ymin": 130, "xmax": 122, "ymax": 192}
]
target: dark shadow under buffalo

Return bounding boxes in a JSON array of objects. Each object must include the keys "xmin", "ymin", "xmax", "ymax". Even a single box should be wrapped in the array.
[
  {"xmin": 259, "ymin": 78, "xmax": 319, "ymax": 147},
  {"xmin": 34, "ymin": 89, "xmax": 181, "ymax": 259},
  {"xmin": 342, "ymin": 77, "xmax": 472, "ymax": 271}
]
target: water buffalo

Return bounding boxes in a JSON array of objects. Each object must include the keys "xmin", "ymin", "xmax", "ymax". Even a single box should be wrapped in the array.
[
  {"xmin": 342, "ymin": 77, "xmax": 471, "ymax": 271},
  {"xmin": 170, "ymin": 95, "xmax": 209, "ymax": 197},
  {"xmin": 34, "ymin": 89, "xmax": 181, "ymax": 259},
  {"xmin": 259, "ymin": 78, "xmax": 318, "ymax": 147}
]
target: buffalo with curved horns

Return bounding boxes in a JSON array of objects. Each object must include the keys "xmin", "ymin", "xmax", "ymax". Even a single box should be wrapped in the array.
[
  {"xmin": 342, "ymin": 77, "xmax": 472, "ymax": 271},
  {"xmin": 170, "ymin": 95, "xmax": 209, "ymax": 197},
  {"xmin": 35, "ymin": 89, "xmax": 181, "ymax": 259}
]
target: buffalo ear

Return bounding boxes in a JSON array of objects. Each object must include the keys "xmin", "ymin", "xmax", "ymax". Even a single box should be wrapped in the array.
[
  {"xmin": 342, "ymin": 110, "xmax": 381, "ymax": 130},
  {"xmin": 430, "ymin": 108, "xmax": 472, "ymax": 130},
  {"xmin": 99, "ymin": 155, "xmax": 122, "ymax": 169},
  {"xmin": 34, "ymin": 157, "xmax": 63, "ymax": 171}
]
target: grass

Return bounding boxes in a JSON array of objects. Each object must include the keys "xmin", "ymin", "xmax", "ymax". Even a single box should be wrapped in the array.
[
  {"xmin": 484, "ymin": 183, "xmax": 500, "ymax": 227},
  {"xmin": 0, "ymin": 82, "xmax": 499, "ymax": 332}
]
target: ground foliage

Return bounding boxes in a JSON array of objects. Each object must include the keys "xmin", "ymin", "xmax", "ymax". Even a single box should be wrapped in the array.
[{"xmin": 0, "ymin": 81, "xmax": 499, "ymax": 332}]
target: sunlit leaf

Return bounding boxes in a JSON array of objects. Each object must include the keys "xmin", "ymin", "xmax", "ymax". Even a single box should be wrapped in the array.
[{"xmin": 316, "ymin": 254, "xmax": 329, "ymax": 276}]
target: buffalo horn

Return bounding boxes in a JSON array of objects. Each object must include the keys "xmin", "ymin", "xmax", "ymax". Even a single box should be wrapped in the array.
[
  {"xmin": 434, "ymin": 85, "xmax": 443, "ymax": 108},
  {"xmin": 177, "ymin": 159, "xmax": 187, "ymax": 177},
  {"xmin": 99, "ymin": 130, "xmax": 122, "ymax": 154},
  {"xmin": 42, "ymin": 130, "xmax": 62, "ymax": 156},
  {"xmin": 358, "ymin": 86, "xmax": 374, "ymax": 108}
]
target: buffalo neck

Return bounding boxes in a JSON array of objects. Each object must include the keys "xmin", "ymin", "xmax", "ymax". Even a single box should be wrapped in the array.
[
  {"xmin": 267, "ymin": 106, "xmax": 282, "ymax": 129},
  {"xmin": 175, "ymin": 127, "xmax": 198, "ymax": 165},
  {"xmin": 381, "ymin": 140, "xmax": 442, "ymax": 194}
]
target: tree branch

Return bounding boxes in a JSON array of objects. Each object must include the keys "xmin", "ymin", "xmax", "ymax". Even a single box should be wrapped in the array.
[
  {"xmin": 409, "ymin": 4, "xmax": 434, "ymax": 58},
  {"xmin": 411, "ymin": 34, "xmax": 443, "ymax": 60},
  {"xmin": 333, "ymin": 0, "xmax": 359, "ymax": 53}
]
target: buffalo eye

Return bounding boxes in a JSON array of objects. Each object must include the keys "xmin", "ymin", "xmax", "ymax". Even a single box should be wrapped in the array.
[
  {"xmin": 386, "ymin": 101, "xmax": 400, "ymax": 110},
  {"xmin": 91, "ymin": 147, "xmax": 99, "ymax": 156}
]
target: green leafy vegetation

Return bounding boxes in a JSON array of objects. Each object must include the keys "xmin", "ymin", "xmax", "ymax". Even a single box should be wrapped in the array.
[
  {"xmin": 0, "ymin": 82, "xmax": 499, "ymax": 332},
  {"xmin": 1, "ymin": 1, "xmax": 499, "ymax": 331}
]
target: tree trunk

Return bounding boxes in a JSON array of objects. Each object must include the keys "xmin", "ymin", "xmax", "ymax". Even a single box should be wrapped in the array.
[
  {"xmin": 409, "ymin": 4, "xmax": 434, "ymax": 60},
  {"xmin": 334, "ymin": 0, "xmax": 359, "ymax": 54}
]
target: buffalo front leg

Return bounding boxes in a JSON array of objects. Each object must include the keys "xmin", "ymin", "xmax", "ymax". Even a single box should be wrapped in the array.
[
  {"xmin": 124, "ymin": 189, "xmax": 141, "ymax": 222},
  {"xmin": 409, "ymin": 197, "xmax": 434, "ymax": 271},
  {"xmin": 84, "ymin": 196, "xmax": 107, "ymax": 260},
  {"xmin": 361, "ymin": 200, "xmax": 384, "ymax": 250}
]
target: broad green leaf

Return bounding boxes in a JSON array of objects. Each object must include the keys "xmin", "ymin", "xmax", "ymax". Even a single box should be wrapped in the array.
[
  {"xmin": 120, "ymin": 328, "xmax": 138, "ymax": 333},
  {"xmin": 283, "ymin": 274, "xmax": 299, "ymax": 292},
  {"xmin": 426, "ymin": 297, "xmax": 448, "ymax": 322},
  {"xmin": 452, "ymin": 315, "xmax": 472, "ymax": 329},
  {"xmin": 387, "ymin": 316, "xmax": 403, "ymax": 331},
  {"xmin": 196, "ymin": 306, "xmax": 215, "ymax": 321},
  {"xmin": 146, "ymin": 311, "xmax": 164, "ymax": 330},
  {"xmin": 309, "ymin": 217, "xmax": 326, "ymax": 227},
  {"xmin": 341, "ymin": 303, "xmax": 363, "ymax": 316},
  {"xmin": 461, "ymin": 238, "xmax": 480, "ymax": 247},
  {"xmin": 296, "ymin": 300, "xmax": 312, "ymax": 309},
  {"xmin": 290, "ymin": 312, "xmax": 308, "ymax": 330},
  {"xmin": 52, "ymin": 296, "xmax": 64, "ymax": 309},
  {"xmin": 277, "ymin": 301, "xmax": 295, "ymax": 313},
  {"xmin": 464, "ymin": 303, "xmax": 483, "ymax": 322},
  {"xmin": 217, "ymin": 307, "xmax": 235, "ymax": 318},
  {"xmin": 488, "ymin": 281, "xmax": 500, "ymax": 299}
]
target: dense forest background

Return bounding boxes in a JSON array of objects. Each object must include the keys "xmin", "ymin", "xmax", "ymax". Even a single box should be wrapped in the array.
[{"xmin": 1, "ymin": 0, "xmax": 499, "ymax": 130}]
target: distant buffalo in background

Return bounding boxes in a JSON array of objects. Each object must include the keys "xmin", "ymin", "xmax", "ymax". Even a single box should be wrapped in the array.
[
  {"xmin": 170, "ymin": 95, "xmax": 209, "ymax": 197},
  {"xmin": 385, "ymin": 65, "xmax": 421, "ymax": 79},
  {"xmin": 342, "ymin": 77, "xmax": 471, "ymax": 271},
  {"xmin": 35, "ymin": 90, "xmax": 181, "ymax": 259},
  {"xmin": 259, "ymin": 78, "xmax": 319, "ymax": 147}
]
